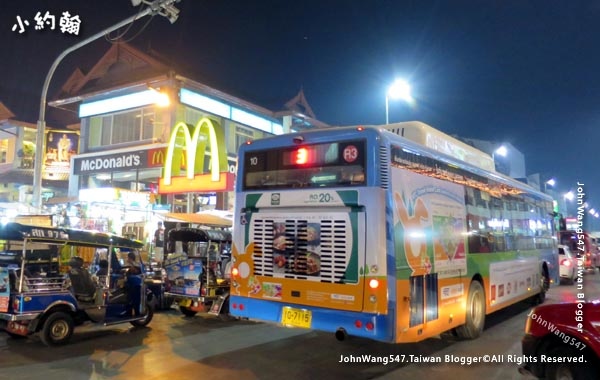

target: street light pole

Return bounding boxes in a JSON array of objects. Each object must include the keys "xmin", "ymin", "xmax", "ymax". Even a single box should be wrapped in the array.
[
  {"xmin": 385, "ymin": 96, "xmax": 390, "ymax": 124},
  {"xmin": 32, "ymin": 0, "xmax": 181, "ymax": 211}
]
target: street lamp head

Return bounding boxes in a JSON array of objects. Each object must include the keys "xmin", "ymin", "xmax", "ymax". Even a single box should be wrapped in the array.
[
  {"xmin": 494, "ymin": 145, "xmax": 508, "ymax": 157},
  {"xmin": 385, "ymin": 78, "xmax": 412, "ymax": 124},
  {"xmin": 161, "ymin": 4, "xmax": 180, "ymax": 24},
  {"xmin": 545, "ymin": 178, "xmax": 556, "ymax": 187},
  {"xmin": 564, "ymin": 191, "xmax": 575, "ymax": 201},
  {"xmin": 387, "ymin": 79, "xmax": 412, "ymax": 102}
]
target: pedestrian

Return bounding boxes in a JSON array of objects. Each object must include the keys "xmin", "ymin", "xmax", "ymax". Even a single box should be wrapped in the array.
[
  {"xmin": 124, "ymin": 251, "xmax": 142, "ymax": 316},
  {"xmin": 154, "ymin": 221, "xmax": 165, "ymax": 263}
]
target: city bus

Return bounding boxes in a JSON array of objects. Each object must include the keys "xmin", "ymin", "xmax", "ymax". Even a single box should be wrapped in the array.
[{"xmin": 229, "ymin": 121, "xmax": 557, "ymax": 343}]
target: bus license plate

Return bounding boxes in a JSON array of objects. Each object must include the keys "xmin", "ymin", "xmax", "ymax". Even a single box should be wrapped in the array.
[
  {"xmin": 281, "ymin": 306, "xmax": 312, "ymax": 328},
  {"xmin": 178, "ymin": 299, "xmax": 192, "ymax": 307}
]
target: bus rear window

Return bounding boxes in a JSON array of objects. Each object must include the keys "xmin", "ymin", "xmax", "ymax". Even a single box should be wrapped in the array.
[{"xmin": 243, "ymin": 140, "xmax": 366, "ymax": 190}]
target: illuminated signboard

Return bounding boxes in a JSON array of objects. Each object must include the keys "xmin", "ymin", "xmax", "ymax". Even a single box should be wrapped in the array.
[
  {"xmin": 158, "ymin": 117, "xmax": 233, "ymax": 194},
  {"xmin": 43, "ymin": 130, "xmax": 79, "ymax": 180}
]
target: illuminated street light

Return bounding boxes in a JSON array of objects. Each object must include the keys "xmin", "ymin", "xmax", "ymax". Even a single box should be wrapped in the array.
[
  {"xmin": 385, "ymin": 79, "xmax": 412, "ymax": 124},
  {"xmin": 494, "ymin": 145, "xmax": 508, "ymax": 157},
  {"xmin": 564, "ymin": 191, "xmax": 575, "ymax": 201},
  {"xmin": 543, "ymin": 178, "xmax": 556, "ymax": 194},
  {"xmin": 32, "ymin": 0, "xmax": 181, "ymax": 210},
  {"xmin": 491, "ymin": 145, "xmax": 507, "ymax": 172}
]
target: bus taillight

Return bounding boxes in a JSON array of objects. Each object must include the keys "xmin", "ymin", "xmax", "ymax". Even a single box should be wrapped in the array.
[
  {"xmin": 365, "ymin": 322, "xmax": 374, "ymax": 331},
  {"xmin": 354, "ymin": 320, "xmax": 363, "ymax": 328},
  {"xmin": 369, "ymin": 279, "xmax": 379, "ymax": 289}
]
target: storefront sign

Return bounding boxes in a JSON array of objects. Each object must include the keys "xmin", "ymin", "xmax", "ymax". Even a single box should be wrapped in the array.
[
  {"xmin": 149, "ymin": 148, "xmax": 165, "ymax": 167},
  {"xmin": 159, "ymin": 117, "xmax": 232, "ymax": 194},
  {"xmin": 74, "ymin": 151, "xmax": 147, "ymax": 174}
]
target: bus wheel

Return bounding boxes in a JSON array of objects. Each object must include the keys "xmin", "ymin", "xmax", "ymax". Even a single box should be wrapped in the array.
[
  {"xmin": 40, "ymin": 312, "xmax": 74, "ymax": 346},
  {"xmin": 454, "ymin": 280, "xmax": 485, "ymax": 340}
]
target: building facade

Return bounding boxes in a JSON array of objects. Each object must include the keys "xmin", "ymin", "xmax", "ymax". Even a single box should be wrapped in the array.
[{"xmin": 47, "ymin": 42, "xmax": 326, "ymax": 242}]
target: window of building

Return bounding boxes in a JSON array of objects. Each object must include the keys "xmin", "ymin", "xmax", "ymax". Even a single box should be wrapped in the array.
[
  {"xmin": 228, "ymin": 123, "xmax": 268, "ymax": 154},
  {"xmin": 235, "ymin": 125, "xmax": 255, "ymax": 150},
  {"xmin": 0, "ymin": 139, "xmax": 8, "ymax": 163},
  {"xmin": 88, "ymin": 107, "xmax": 157, "ymax": 148}
]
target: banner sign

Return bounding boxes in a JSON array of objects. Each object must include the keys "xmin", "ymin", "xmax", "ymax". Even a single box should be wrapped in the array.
[{"xmin": 43, "ymin": 130, "xmax": 79, "ymax": 180}]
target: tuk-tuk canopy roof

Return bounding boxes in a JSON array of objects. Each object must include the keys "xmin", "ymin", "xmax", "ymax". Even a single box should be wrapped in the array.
[
  {"xmin": 167, "ymin": 227, "xmax": 232, "ymax": 242},
  {"xmin": 164, "ymin": 212, "xmax": 232, "ymax": 228},
  {"xmin": 0, "ymin": 222, "xmax": 144, "ymax": 249}
]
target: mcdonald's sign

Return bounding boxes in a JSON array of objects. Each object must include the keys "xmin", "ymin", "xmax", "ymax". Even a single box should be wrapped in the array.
[
  {"xmin": 158, "ymin": 117, "xmax": 234, "ymax": 194},
  {"xmin": 148, "ymin": 148, "xmax": 166, "ymax": 167}
]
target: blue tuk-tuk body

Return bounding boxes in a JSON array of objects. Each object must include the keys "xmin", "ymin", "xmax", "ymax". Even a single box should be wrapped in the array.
[{"xmin": 0, "ymin": 223, "xmax": 154, "ymax": 346}]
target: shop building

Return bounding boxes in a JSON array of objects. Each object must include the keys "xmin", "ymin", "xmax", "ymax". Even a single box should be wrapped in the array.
[
  {"xmin": 0, "ymin": 102, "xmax": 75, "ymax": 219},
  {"xmin": 48, "ymin": 42, "xmax": 327, "ymax": 242}
]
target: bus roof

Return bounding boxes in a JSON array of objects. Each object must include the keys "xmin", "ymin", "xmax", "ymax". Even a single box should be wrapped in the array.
[
  {"xmin": 242, "ymin": 123, "xmax": 550, "ymax": 201},
  {"xmin": 0, "ymin": 222, "xmax": 144, "ymax": 249},
  {"xmin": 380, "ymin": 121, "xmax": 496, "ymax": 172}
]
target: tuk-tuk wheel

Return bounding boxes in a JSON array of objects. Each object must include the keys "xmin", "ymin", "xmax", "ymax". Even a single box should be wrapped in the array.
[
  {"xmin": 40, "ymin": 312, "xmax": 74, "ymax": 346},
  {"xmin": 130, "ymin": 305, "xmax": 154, "ymax": 327},
  {"xmin": 180, "ymin": 306, "xmax": 197, "ymax": 317}
]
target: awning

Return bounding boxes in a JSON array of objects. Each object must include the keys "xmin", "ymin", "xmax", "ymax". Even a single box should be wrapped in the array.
[
  {"xmin": 164, "ymin": 212, "xmax": 232, "ymax": 228},
  {"xmin": 44, "ymin": 196, "xmax": 79, "ymax": 205}
]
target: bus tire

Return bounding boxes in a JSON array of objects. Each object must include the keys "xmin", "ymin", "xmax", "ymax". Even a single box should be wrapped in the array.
[
  {"xmin": 454, "ymin": 280, "xmax": 485, "ymax": 340},
  {"xmin": 40, "ymin": 312, "xmax": 74, "ymax": 346}
]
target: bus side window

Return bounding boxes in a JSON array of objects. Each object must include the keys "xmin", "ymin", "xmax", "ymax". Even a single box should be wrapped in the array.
[
  {"xmin": 468, "ymin": 234, "xmax": 480, "ymax": 253},
  {"xmin": 479, "ymin": 238, "xmax": 491, "ymax": 253},
  {"xmin": 468, "ymin": 234, "xmax": 491, "ymax": 253}
]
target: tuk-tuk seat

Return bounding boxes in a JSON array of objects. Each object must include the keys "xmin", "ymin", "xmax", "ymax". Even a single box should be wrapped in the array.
[{"xmin": 68, "ymin": 257, "xmax": 97, "ymax": 302}]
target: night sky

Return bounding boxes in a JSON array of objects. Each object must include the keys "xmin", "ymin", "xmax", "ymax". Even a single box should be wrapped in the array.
[{"xmin": 1, "ymin": 1, "xmax": 598, "ymax": 226}]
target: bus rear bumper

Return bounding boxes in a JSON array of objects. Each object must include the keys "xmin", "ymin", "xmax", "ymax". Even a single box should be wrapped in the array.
[{"xmin": 230, "ymin": 296, "xmax": 394, "ymax": 342}]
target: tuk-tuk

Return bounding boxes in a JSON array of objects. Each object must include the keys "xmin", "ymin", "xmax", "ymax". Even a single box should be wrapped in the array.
[
  {"xmin": 90, "ymin": 246, "xmax": 174, "ymax": 311},
  {"xmin": 0, "ymin": 223, "xmax": 154, "ymax": 346},
  {"xmin": 163, "ymin": 227, "xmax": 232, "ymax": 317}
]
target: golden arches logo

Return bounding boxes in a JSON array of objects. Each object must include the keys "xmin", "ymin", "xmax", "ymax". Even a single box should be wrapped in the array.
[
  {"xmin": 151, "ymin": 149, "xmax": 165, "ymax": 165},
  {"xmin": 162, "ymin": 117, "xmax": 228, "ymax": 185}
]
